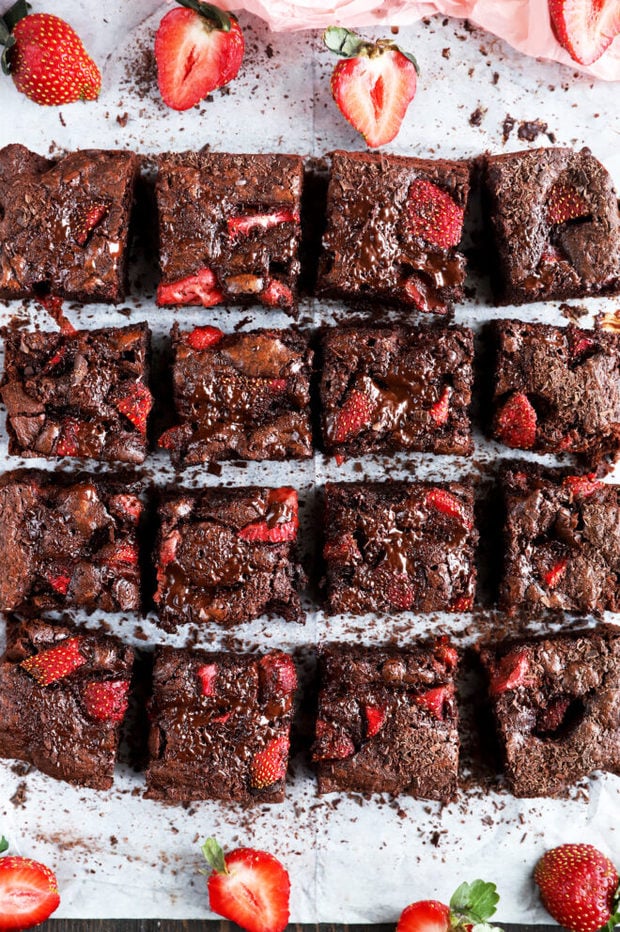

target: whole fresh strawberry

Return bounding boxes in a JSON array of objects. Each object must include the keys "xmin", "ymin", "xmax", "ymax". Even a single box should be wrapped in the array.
[
  {"xmin": 155, "ymin": 0, "xmax": 244, "ymax": 111},
  {"xmin": 0, "ymin": 837, "xmax": 61, "ymax": 931},
  {"xmin": 323, "ymin": 25, "xmax": 418, "ymax": 148},
  {"xmin": 549, "ymin": 0, "xmax": 620, "ymax": 66},
  {"xmin": 534, "ymin": 844, "xmax": 620, "ymax": 932},
  {"xmin": 0, "ymin": 0, "xmax": 100, "ymax": 105},
  {"xmin": 397, "ymin": 880, "xmax": 503, "ymax": 932},
  {"xmin": 201, "ymin": 838, "xmax": 290, "ymax": 932}
]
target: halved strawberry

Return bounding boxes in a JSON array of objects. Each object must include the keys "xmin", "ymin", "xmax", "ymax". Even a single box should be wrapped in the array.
[
  {"xmin": 155, "ymin": 2, "xmax": 245, "ymax": 111},
  {"xmin": 494, "ymin": 392, "xmax": 537, "ymax": 449},
  {"xmin": 415, "ymin": 684, "xmax": 453, "ymax": 720},
  {"xmin": 450, "ymin": 595, "xmax": 473, "ymax": 612},
  {"xmin": 325, "ymin": 26, "xmax": 418, "ymax": 148},
  {"xmin": 261, "ymin": 279, "xmax": 294, "ymax": 309},
  {"xmin": 488, "ymin": 648, "xmax": 532, "ymax": 696},
  {"xmin": 397, "ymin": 900, "xmax": 451, "ymax": 932},
  {"xmin": 81, "ymin": 680, "xmax": 130, "ymax": 722},
  {"xmin": 202, "ymin": 838, "xmax": 290, "ymax": 932},
  {"xmin": 249, "ymin": 736, "xmax": 289, "ymax": 789},
  {"xmin": 397, "ymin": 881, "xmax": 500, "ymax": 932},
  {"xmin": 55, "ymin": 417, "xmax": 80, "ymax": 457},
  {"xmin": 363, "ymin": 702, "xmax": 386, "ymax": 737},
  {"xmin": 258, "ymin": 652, "xmax": 297, "ymax": 700},
  {"xmin": 0, "ymin": 854, "xmax": 60, "ymax": 930},
  {"xmin": 312, "ymin": 719, "xmax": 355, "ymax": 761},
  {"xmin": 407, "ymin": 179, "xmax": 464, "ymax": 249},
  {"xmin": 197, "ymin": 662, "xmax": 218, "ymax": 697},
  {"xmin": 72, "ymin": 199, "xmax": 109, "ymax": 246},
  {"xmin": 567, "ymin": 327, "xmax": 596, "ymax": 360},
  {"xmin": 429, "ymin": 385, "xmax": 451, "ymax": 426},
  {"xmin": 186, "ymin": 325, "xmax": 223, "ymax": 350},
  {"xmin": 385, "ymin": 572, "xmax": 415, "ymax": 610},
  {"xmin": 114, "ymin": 382, "xmax": 153, "ymax": 435},
  {"xmin": 237, "ymin": 488, "xmax": 299, "ymax": 543},
  {"xmin": 563, "ymin": 473, "xmax": 603, "ymax": 498},
  {"xmin": 549, "ymin": 0, "xmax": 620, "ymax": 66},
  {"xmin": 546, "ymin": 181, "xmax": 589, "ymax": 224},
  {"xmin": 47, "ymin": 572, "xmax": 71, "ymax": 595},
  {"xmin": 425, "ymin": 488, "xmax": 472, "ymax": 528},
  {"xmin": 227, "ymin": 210, "xmax": 299, "ymax": 240},
  {"xmin": 544, "ymin": 557, "xmax": 568, "ymax": 589},
  {"xmin": 21, "ymin": 637, "xmax": 86, "ymax": 686},
  {"xmin": 332, "ymin": 388, "xmax": 372, "ymax": 443},
  {"xmin": 156, "ymin": 267, "xmax": 224, "ymax": 307}
]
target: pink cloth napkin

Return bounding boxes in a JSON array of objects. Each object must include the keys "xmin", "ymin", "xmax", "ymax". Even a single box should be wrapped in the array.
[{"xmin": 228, "ymin": 0, "xmax": 620, "ymax": 80}]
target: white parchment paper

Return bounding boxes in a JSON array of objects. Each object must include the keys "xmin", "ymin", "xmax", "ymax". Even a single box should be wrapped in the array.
[{"xmin": 1, "ymin": 0, "xmax": 620, "ymax": 920}]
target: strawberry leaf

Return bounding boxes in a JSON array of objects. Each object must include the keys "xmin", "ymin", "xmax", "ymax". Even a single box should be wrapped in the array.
[
  {"xmin": 450, "ymin": 880, "xmax": 500, "ymax": 923},
  {"xmin": 201, "ymin": 837, "xmax": 228, "ymax": 875},
  {"xmin": 176, "ymin": 0, "xmax": 233, "ymax": 31},
  {"xmin": 323, "ymin": 26, "xmax": 368, "ymax": 58},
  {"xmin": 0, "ymin": 836, "xmax": 8, "ymax": 854},
  {"xmin": 397, "ymin": 46, "xmax": 420, "ymax": 73}
]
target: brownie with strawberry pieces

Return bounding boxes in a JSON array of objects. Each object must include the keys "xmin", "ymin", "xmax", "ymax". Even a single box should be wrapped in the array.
[
  {"xmin": 154, "ymin": 485, "xmax": 305, "ymax": 629},
  {"xmin": 320, "ymin": 325, "xmax": 473, "ymax": 457},
  {"xmin": 0, "ymin": 617, "xmax": 134, "ymax": 789},
  {"xmin": 155, "ymin": 152, "xmax": 303, "ymax": 310},
  {"xmin": 0, "ymin": 469, "xmax": 142, "ymax": 615},
  {"xmin": 489, "ymin": 319, "xmax": 620, "ymax": 465},
  {"xmin": 480, "ymin": 626, "xmax": 620, "ymax": 796},
  {"xmin": 146, "ymin": 646, "xmax": 296, "ymax": 803},
  {"xmin": 500, "ymin": 465, "xmax": 620, "ymax": 615},
  {"xmin": 1, "ymin": 322, "xmax": 152, "ymax": 464},
  {"xmin": 0, "ymin": 145, "xmax": 138, "ymax": 303},
  {"xmin": 312, "ymin": 639, "xmax": 459, "ymax": 800},
  {"xmin": 323, "ymin": 481, "xmax": 477, "ymax": 615},
  {"xmin": 318, "ymin": 150, "xmax": 470, "ymax": 314},
  {"xmin": 482, "ymin": 147, "xmax": 620, "ymax": 305},
  {"xmin": 159, "ymin": 325, "xmax": 313, "ymax": 464}
]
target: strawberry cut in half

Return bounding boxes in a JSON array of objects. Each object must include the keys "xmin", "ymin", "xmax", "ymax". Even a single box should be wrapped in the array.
[
  {"xmin": 546, "ymin": 180, "xmax": 589, "ymax": 224},
  {"xmin": 155, "ymin": 0, "xmax": 244, "ymax": 111},
  {"xmin": 324, "ymin": 26, "xmax": 418, "ymax": 148},
  {"xmin": 397, "ymin": 880, "xmax": 501, "ymax": 932},
  {"xmin": 494, "ymin": 391, "xmax": 537, "ymax": 449},
  {"xmin": 114, "ymin": 382, "xmax": 153, "ymax": 435},
  {"xmin": 202, "ymin": 838, "xmax": 290, "ymax": 932},
  {"xmin": 249, "ymin": 736, "xmax": 290, "ymax": 789},
  {"xmin": 332, "ymin": 388, "xmax": 372, "ymax": 443},
  {"xmin": 156, "ymin": 267, "xmax": 224, "ymax": 307},
  {"xmin": 407, "ymin": 179, "xmax": 465, "ymax": 249},
  {"xmin": 0, "ymin": 849, "xmax": 61, "ymax": 931},
  {"xmin": 549, "ymin": 0, "xmax": 620, "ymax": 66},
  {"xmin": 186, "ymin": 325, "xmax": 223, "ymax": 350},
  {"xmin": 20, "ymin": 637, "xmax": 86, "ymax": 686},
  {"xmin": 227, "ymin": 209, "xmax": 299, "ymax": 240},
  {"xmin": 237, "ymin": 488, "xmax": 298, "ymax": 543},
  {"xmin": 81, "ymin": 680, "xmax": 130, "ymax": 722}
]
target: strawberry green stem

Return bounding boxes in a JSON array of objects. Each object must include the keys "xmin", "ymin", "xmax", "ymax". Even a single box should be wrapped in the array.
[
  {"xmin": 201, "ymin": 837, "xmax": 229, "ymax": 875},
  {"xmin": 323, "ymin": 24, "xmax": 419, "ymax": 73},
  {"xmin": 0, "ymin": 837, "xmax": 8, "ymax": 854},
  {"xmin": 175, "ymin": 0, "xmax": 233, "ymax": 32}
]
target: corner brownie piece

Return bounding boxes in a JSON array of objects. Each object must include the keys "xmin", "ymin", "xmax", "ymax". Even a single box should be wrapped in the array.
[
  {"xmin": 1, "ymin": 323, "xmax": 152, "ymax": 464},
  {"xmin": 480, "ymin": 627, "xmax": 620, "ymax": 797},
  {"xmin": 500, "ymin": 466, "xmax": 620, "ymax": 615},
  {"xmin": 0, "ymin": 470, "xmax": 142, "ymax": 615},
  {"xmin": 154, "ymin": 485, "xmax": 305, "ymax": 629},
  {"xmin": 0, "ymin": 144, "xmax": 138, "ymax": 303},
  {"xmin": 159, "ymin": 324, "xmax": 312, "ymax": 464},
  {"xmin": 155, "ymin": 152, "xmax": 303, "ymax": 310},
  {"xmin": 482, "ymin": 147, "xmax": 620, "ymax": 304},
  {"xmin": 312, "ymin": 639, "xmax": 459, "ymax": 800},
  {"xmin": 318, "ymin": 150, "xmax": 470, "ymax": 313},
  {"xmin": 489, "ymin": 320, "xmax": 620, "ymax": 464},
  {"xmin": 323, "ymin": 481, "xmax": 477, "ymax": 615},
  {"xmin": 0, "ymin": 618, "xmax": 134, "ymax": 789},
  {"xmin": 320, "ymin": 325, "xmax": 473, "ymax": 457},
  {"xmin": 146, "ymin": 646, "xmax": 296, "ymax": 803}
]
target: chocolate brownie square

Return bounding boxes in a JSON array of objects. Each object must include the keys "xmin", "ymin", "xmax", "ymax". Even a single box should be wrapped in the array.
[
  {"xmin": 0, "ymin": 470, "xmax": 142, "ymax": 615},
  {"xmin": 146, "ymin": 645, "xmax": 297, "ymax": 803},
  {"xmin": 480, "ymin": 627, "xmax": 620, "ymax": 797},
  {"xmin": 155, "ymin": 152, "xmax": 303, "ymax": 310},
  {"xmin": 158, "ymin": 324, "xmax": 313, "ymax": 464},
  {"xmin": 323, "ymin": 481, "xmax": 477, "ymax": 615},
  {"xmin": 320, "ymin": 325, "xmax": 473, "ymax": 457},
  {"xmin": 1, "ymin": 323, "xmax": 152, "ymax": 464},
  {"xmin": 312, "ymin": 639, "xmax": 459, "ymax": 800},
  {"xmin": 0, "ymin": 144, "xmax": 138, "ymax": 303},
  {"xmin": 489, "ymin": 319, "xmax": 620, "ymax": 464},
  {"xmin": 0, "ymin": 618, "xmax": 134, "ymax": 789},
  {"xmin": 154, "ymin": 485, "xmax": 305, "ymax": 629},
  {"xmin": 318, "ymin": 150, "xmax": 470, "ymax": 313},
  {"xmin": 500, "ymin": 466, "xmax": 620, "ymax": 615},
  {"xmin": 482, "ymin": 147, "xmax": 620, "ymax": 304}
]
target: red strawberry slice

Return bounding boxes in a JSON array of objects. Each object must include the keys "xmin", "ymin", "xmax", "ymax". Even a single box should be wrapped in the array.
[
  {"xmin": 325, "ymin": 27, "xmax": 418, "ymax": 148},
  {"xmin": 397, "ymin": 900, "xmax": 451, "ymax": 932},
  {"xmin": 488, "ymin": 648, "xmax": 532, "ymax": 696},
  {"xmin": 535, "ymin": 844, "xmax": 619, "ymax": 932},
  {"xmin": 155, "ymin": 4, "xmax": 245, "ymax": 111},
  {"xmin": 425, "ymin": 487, "xmax": 472, "ymax": 528},
  {"xmin": 44, "ymin": 343, "xmax": 68, "ymax": 370},
  {"xmin": 202, "ymin": 839, "xmax": 290, "ymax": 932},
  {"xmin": 450, "ymin": 595, "xmax": 473, "ymax": 612},
  {"xmin": 105, "ymin": 543, "xmax": 139, "ymax": 566},
  {"xmin": 332, "ymin": 389, "xmax": 372, "ymax": 443},
  {"xmin": 544, "ymin": 557, "xmax": 568, "ymax": 589},
  {"xmin": 494, "ymin": 392, "xmax": 537, "ymax": 449},
  {"xmin": 0, "ymin": 855, "xmax": 60, "ymax": 930},
  {"xmin": 197, "ymin": 663, "xmax": 218, "ymax": 697},
  {"xmin": 267, "ymin": 378, "xmax": 287, "ymax": 392},
  {"xmin": 537, "ymin": 696, "xmax": 571, "ymax": 734},
  {"xmin": 363, "ymin": 702, "xmax": 386, "ymax": 737},
  {"xmin": 154, "ymin": 529, "xmax": 181, "ymax": 602},
  {"xmin": 549, "ymin": 0, "xmax": 620, "ymax": 66},
  {"xmin": 47, "ymin": 572, "xmax": 71, "ymax": 595},
  {"xmin": 237, "ymin": 487, "xmax": 299, "ymax": 543},
  {"xmin": 407, "ymin": 179, "xmax": 464, "ymax": 248},
  {"xmin": 72, "ymin": 200, "xmax": 109, "ymax": 246},
  {"xmin": 568, "ymin": 327, "xmax": 596, "ymax": 359},
  {"xmin": 313, "ymin": 719, "xmax": 356, "ymax": 761},
  {"xmin": 429, "ymin": 385, "xmax": 451, "ymax": 426},
  {"xmin": 249, "ymin": 736, "xmax": 290, "ymax": 789},
  {"xmin": 115, "ymin": 382, "xmax": 153, "ymax": 435},
  {"xmin": 227, "ymin": 210, "xmax": 300, "ymax": 240},
  {"xmin": 21, "ymin": 637, "xmax": 86, "ymax": 686},
  {"xmin": 108, "ymin": 494, "xmax": 143, "ymax": 524},
  {"xmin": 156, "ymin": 268, "xmax": 224, "ymax": 307},
  {"xmin": 82, "ymin": 680, "xmax": 130, "ymax": 722},
  {"xmin": 261, "ymin": 279, "xmax": 294, "ymax": 309},
  {"xmin": 434, "ymin": 636, "xmax": 458, "ymax": 671},
  {"xmin": 563, "ymin": 473, "xmax": 603, "ymax": 498},
  {"xmin": 185, "ymin": 325, "xmax": 223, "ymax": 350},
  {"xmin": 55, "ymin": 417, "xmax": 80, "ymax": 457},
  {"xmin": 415, "ymin": 685, "xmax": 453, "ymax": 720},
  {"xmin": 546, "ymin": 181, "xmax": 589, "ymax": 224},
  {"xmin": 385, "ymin": 572, "xmax": 415, "ymax": 610},
  {"xmin": 258, "ymin": 652, "xmax": 297, "ymax": 700}
]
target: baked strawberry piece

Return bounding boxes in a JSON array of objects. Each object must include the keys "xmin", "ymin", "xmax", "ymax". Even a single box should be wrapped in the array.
[
  {"xmin": 0, "ymin": 469, "xmax": 142, "ymax": 615},
  {"xmin": 318, "ymin": 150, "xmax": 470, "ymax": 313},
  {"xmin": 320, "ymin": 325, "xmax": 473, "ymax": 457},
  {"xmin": 482, "ymin": 147, "xmax": 620, "ymax": 305},
  {"xmin": 0, "ymin": 617, "xmax": 134, "ymax": 789},
  {"xmin": 323, "ymin": 481, "xmax": 477, "ymax": 615},
  {"xmin": 312, "ymin": 640, "xmax": 459, "ymax": 800},
  {"xmin": 154, "ymin": 485, "xmax": 305, "ymax": 629},
  {"xmin": 480, "ymin": 627, "xmax": 620, "ymax": 796},
  {"xmin": 1, "ymin": 322, "xmax": 152, "ymax": 464},
  {"xmin": 0, "ymin": 145, "xmax": 138, "ymax": 303},
  {"xmin": 159, "ymin": 325, "xmax": 313, "ymax": 464},
  {"xmin": 500, "ymin": 466, "xmax": 620, "ymax": 616},
  {"xmin": 155, "ymin": 152, "xmax": 303, "ymax": 310},
  {"xmin": 146, "ymin": 646, "xmax": 296, "ymax": 803}
]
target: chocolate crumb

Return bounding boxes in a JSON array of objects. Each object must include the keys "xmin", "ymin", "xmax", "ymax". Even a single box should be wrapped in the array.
[
  {"xmin": 501, "ymin": 114, "xmax": 516, "ymax": 143},
  {"xmin": 517, "ymin": 119, "xmax": 548, "ymax": 142},
  {"xmin": 469, "ymin": 106, "xmax": 486, "ymax": 126},
  {"xmin": 442, "ymin": 47, "xmax": 451, "ymax": 59},
  {"xmin": 116, "ymin": 112, "xmax": 129, "ymax": 127}
]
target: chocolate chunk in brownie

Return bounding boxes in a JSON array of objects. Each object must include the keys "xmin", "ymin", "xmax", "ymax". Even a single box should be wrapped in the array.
[
  {"xmin": 0, "ymin": 617, "xmax": 134, "ymax": 789},
  {"xmin": 0, "ymin": 145, "xmax": 138, "ymax": 303},
  {"xmin": 146, "ymin": 646, "xmax": 296, "ymax": 803},
  {"xmin": 1, "ymin": 323, "xmax": 152, "ymax": 464},
  {"xmin": 312, "ymin": 639, "xmax": 459, "ymax": 800}
]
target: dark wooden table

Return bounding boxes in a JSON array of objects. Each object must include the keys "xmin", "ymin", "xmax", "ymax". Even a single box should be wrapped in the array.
[{"xmin": 36, "ymin": 923, "xmax": 556, "ymax": 931}]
